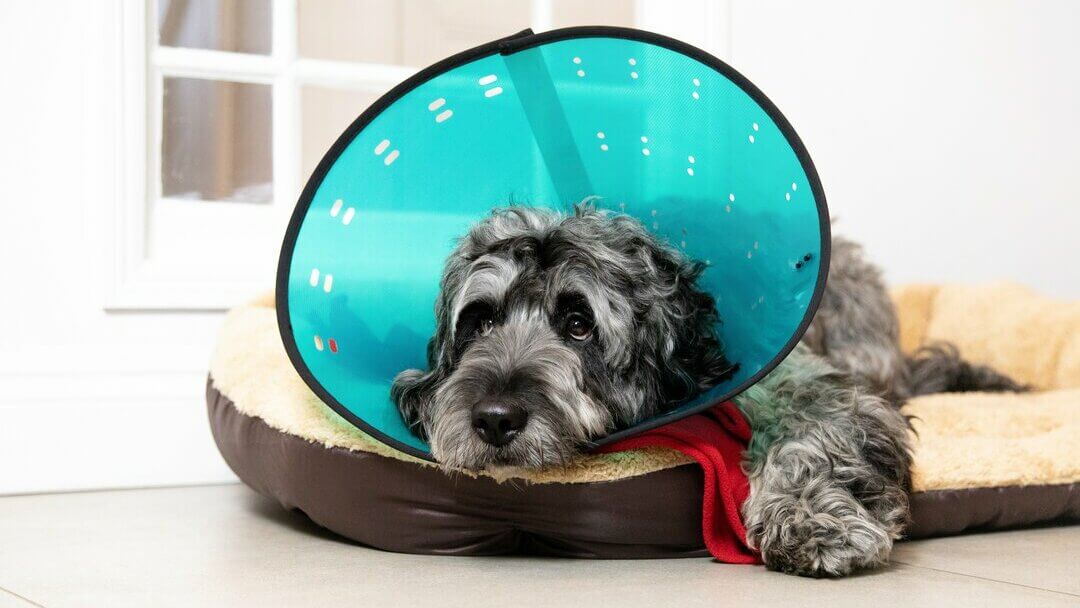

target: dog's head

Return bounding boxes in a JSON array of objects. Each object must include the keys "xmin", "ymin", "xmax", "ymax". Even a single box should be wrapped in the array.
[{"xmin": 391, "ymin": 205, "xmax": 736, "ymax": 469}]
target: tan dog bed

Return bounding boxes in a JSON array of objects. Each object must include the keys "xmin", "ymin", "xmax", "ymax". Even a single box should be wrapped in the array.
[{"xmin": 208, "ymin": 283, "xmax": 1079, "ymax": 556}]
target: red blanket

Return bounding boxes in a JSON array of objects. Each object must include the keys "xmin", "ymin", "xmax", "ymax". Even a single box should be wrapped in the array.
[{"xmin": 598, "ymin": 402, "xmax": 760, "ymax": 564}]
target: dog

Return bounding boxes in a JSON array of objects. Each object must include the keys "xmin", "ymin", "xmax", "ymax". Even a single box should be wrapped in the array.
[{"xmin": 392, "ymin": 204, "xmax": 1023, "ymax": 576}]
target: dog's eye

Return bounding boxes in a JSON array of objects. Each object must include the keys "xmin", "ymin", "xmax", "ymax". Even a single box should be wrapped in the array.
[
  {"xmin": 565, "ymin": 312, "xmax": 593, "ymax": 341},
  {"xmin": 457, "ymin": 301, "xmax": 497, "ymax": 340}
]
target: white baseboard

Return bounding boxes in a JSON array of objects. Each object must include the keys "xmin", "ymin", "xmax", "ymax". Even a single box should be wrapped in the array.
[{"xmin": 0, "ymin": 371, "xmax": 236, "ymax": 495}]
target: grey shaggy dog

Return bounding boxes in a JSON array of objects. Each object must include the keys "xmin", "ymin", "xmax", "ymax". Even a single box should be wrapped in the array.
[{"xmin": 392, "ymin": 204, "xmax": 1022, "ymax": 577}]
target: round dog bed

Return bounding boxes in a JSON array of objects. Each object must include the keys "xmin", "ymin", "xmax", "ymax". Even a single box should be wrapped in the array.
[{"xmin": 209, "ymin": 287, "xmax": 1080, "ymax": 556}]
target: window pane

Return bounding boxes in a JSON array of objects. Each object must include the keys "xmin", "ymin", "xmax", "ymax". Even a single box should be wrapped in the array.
[
  {"xmin": 158, "ymin": 0, "xmax": 272, "ymax": 55},
  {"xmin": 297, "ymin": 0, "xmax": 402, "ymax": 64},
  {"xmin": 297, "ymin": 0, "xmax": 529, "ymax": 67},
  {"xmin": 552, "ymin": 0, "xmax": 636, "ymax": 28},
  {"xmin": 301, "ymin": 86, "xmax": 382, "ymax": 180},
  {"xmin": 162, "ymin": 78, "xmax": 273, "ymax": 204}
]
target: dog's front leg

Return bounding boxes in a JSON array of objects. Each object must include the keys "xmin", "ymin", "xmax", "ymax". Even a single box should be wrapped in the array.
[{"xmin": 736, "ymin": 347, "xmax": 912, "ymax": 577}]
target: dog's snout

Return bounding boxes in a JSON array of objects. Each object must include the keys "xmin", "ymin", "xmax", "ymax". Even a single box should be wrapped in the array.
[{"xmin": 471, "ymin": 402, "xmax": 528, "ymax": 447}]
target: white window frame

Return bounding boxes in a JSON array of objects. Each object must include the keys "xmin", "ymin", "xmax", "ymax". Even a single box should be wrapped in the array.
[{"xmin": 106, "ymin": 0, "xmax": 723, "ymax": 311}]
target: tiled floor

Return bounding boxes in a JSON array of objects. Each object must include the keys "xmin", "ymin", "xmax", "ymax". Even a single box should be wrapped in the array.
[{"xmin": 0, "ymin": 484, "xmax": 1076, "ymax": 607}]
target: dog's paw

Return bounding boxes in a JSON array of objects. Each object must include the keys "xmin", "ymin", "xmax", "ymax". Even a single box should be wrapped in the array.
[{"xmin": 747, "ymin": 493, "xmax": 894, "ymax": 578}]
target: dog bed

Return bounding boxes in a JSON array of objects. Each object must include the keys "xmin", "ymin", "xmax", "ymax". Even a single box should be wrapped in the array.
[{"xmin": 208, "ymin": 283, "xmax": 1079, "ymax": 556}]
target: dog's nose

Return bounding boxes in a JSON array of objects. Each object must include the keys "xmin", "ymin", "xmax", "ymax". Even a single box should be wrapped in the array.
[{"xmin": 471, "ymin": 402, "xmax": 528, "ymax": 447}]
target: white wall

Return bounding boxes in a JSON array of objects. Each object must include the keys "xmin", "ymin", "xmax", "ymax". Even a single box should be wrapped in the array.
[
  {"xmin": 729, "ymin": 0, "xmax": 1080, "ymax": 296},
  {"xmin": 0, "ymin": 2, "xmax": 236, "ymax": 494},
  {"xmin": 0, "ymin": 1, "xmax": 1076, "ymax": 495}
]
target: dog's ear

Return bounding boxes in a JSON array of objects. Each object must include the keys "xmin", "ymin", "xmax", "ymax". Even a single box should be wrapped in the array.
[
  {"xmin": 390, "ymin": 257, "xmax": 463, "ymax": 439},
  {"xmin": 646, "ymin": 251, "xmax": 739, "ymax": 404},
  {"xmin": 392, "ymin": 322, "xmax": 455, "ymax": 439},
  {"xmin": 391, "ymin": 364, "xmax": 442, "ymax": 440}
]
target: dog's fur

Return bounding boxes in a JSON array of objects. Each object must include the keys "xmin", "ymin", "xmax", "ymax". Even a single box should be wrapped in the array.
[
  {"xmin": 392, "ymin": 205, "xmax": 737, "ymax": 469},
  {"xmin": 392, "ymin": 204, "xmax": 1022, "ymax": 577}
]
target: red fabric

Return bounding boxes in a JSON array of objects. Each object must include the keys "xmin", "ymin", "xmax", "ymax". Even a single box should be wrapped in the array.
[{"xmin": 598, "ymin": 402, "xmax": 761, "ymax": 564}]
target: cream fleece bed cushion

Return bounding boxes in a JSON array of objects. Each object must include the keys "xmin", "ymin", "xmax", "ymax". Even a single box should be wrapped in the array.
[
  {"xmin": 208, "ymin": 283, "xmax": 1078, "ymax": 550},
  {"xmin": 212, "ymin": 284, "xmax": 1079, "ymax": 489}
]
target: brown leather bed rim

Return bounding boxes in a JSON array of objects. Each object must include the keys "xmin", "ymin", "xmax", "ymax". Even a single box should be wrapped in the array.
[{"xmin": 207, "ymin": 378, "xmax": 1079, "ymax": 557}]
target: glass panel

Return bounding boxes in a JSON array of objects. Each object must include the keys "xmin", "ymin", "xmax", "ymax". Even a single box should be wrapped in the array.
[
  {"xmin": 297, "ymin": 0, "xmax": 529, "ymax": 67},
  {"xmin": 551, "ymin": 0, "xmax": 636, "ymax": 28},
  {"xmin": 161, "ymin": 77, "xmax": 273, "ymax": 204},
  {"xmin": 301, "ymin": 86, "xmax": 383, "ymax": 180},
  {"xmin": 297, "ymin": 0, "xmax": 403, "ymax": 64},
  {"xmin": 158, "ymin": 0, "xmax": 272, "ymax": 54}
]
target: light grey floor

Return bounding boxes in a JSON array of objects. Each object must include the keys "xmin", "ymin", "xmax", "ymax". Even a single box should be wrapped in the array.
[{"xmin": 0, "ymin": 484, "xmax": 1076, "ymax": 608}]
